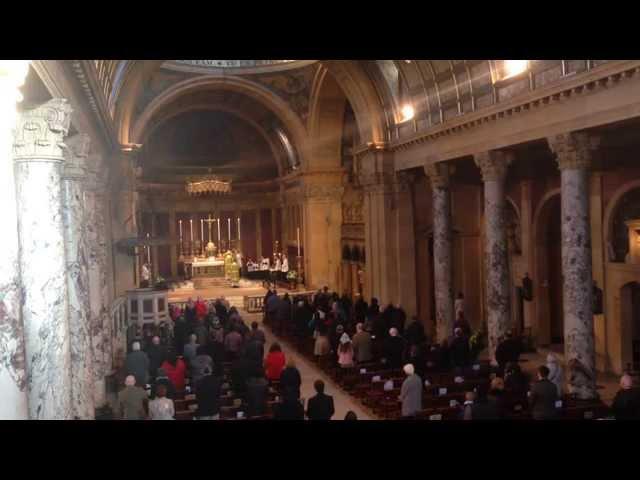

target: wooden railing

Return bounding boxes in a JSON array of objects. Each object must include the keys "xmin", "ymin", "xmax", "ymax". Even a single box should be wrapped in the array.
[{"xmin": 244, "ymin": 290, "xmax": 316, "ymax": 313}]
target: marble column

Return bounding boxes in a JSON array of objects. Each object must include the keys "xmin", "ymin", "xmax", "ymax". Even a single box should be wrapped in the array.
[
  {"xmin": 255, "ymin": 208, "xmax": 262, "ymax": 259},
  {"xmin": 425, "ymin": 163, "xmax": 454, "ymax": 343},
  {"xmin": 0, "ymin": 67, "xmax": 28, "ymax": 419},
  {"xmin": 86, "ymin": 168, "xmax": 111, "ymax": 407},
  {"xmin": 474, "ymin": 150, "xmax": 513, "ymax": 363},
  {"xmin": 13, "ymin": 98, "xmax": 73, "ymax": 419},
  {"xmin": 548, "ymin": 131, "xmax": 598, "ymax": 400},
  {"xmin": 61, "ymin": 134, "xmax": 95, "ymax": 419}
]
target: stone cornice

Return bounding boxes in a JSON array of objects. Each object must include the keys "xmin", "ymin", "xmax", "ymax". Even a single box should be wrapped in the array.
[
  {"xmin": 389, "ymin": 60, "xmax": 640, "ymax": 153},
  {"xmin": 352, "ymin": 141, "xmax": 391, "ymax": 160},
  {"xmin": 13, "ymin": 98, "xmax": 72, "ymax": 162},
  {"xmin": 548, "ymin": 131, "xmax": 601, "ymax": 171}
]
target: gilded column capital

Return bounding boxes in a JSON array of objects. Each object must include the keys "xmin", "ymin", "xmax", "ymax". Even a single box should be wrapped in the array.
[
  {"xmin": 547, "ymin": 131, "xmax": 601, "ymax": 171},
  {"xmin": 13, "ymin": 98, "xmax": 72, "ymax": 162},
  {"xmin": 424, "ymin": 162, "xmax": 453, "ymax": 189},
  {"xmin": 62, "ymin": 133, "xmax": 91, "ymax": 180},
  {"xmin": 474, "ymin": 150, "xmax": 514, "ymax": 182}
]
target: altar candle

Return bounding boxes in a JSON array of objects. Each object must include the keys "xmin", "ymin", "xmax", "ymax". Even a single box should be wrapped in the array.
[
  {"xmin": 237, "ymin": 217, "xmax": 241, "ymax": 242},
  {"xmin": 297, "ymin": 227, "xmax": 301, "ymax": 256},
  {"xmin": 146, "ymin": 233, "xmax": 151, "ymax": 264},
  {"xmin": 179, "ymin": 220, "xmax": 182, "ymax": 238},
  {"xmin": 217, "ymin": 218, "xmax": 221, "ymax": 245},
  {"xmin": 228, "ymin": 218, "xmax": 231, "ymax": 243},
  {"xmin": 201, "ymin": 219, "xmax": 204, "ymax": 242},
  {"xmin": 190, "ymin": 219, "xmax": 193, "ymax": 243}
]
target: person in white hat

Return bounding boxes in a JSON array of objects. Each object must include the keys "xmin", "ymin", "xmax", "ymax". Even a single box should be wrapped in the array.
[{"xmin": 337, "ymin": 332, "xmax": 354, "ymax": 368}]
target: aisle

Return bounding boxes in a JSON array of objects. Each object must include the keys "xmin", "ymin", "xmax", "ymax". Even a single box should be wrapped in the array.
[{"xmin": 244, "ymin": 311, "xmax": 375, "ymax": 420}]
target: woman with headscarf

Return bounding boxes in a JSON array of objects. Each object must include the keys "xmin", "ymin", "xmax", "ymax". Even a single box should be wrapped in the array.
[
  {"xmin": 337, "ymin": 333, "xmax": 354, "ymax": 368},
  {"xmin": 546, "ymin": 353, "xmax": 564, "ymax": 397},
  {"xmin": 612, "ymin": 374, "xmax": 640, "ymax": 420}
]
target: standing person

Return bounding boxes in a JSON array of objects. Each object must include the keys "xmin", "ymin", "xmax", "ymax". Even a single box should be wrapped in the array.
[
  {"xmin": 195, "ymin": 366, "xmax": 222, "ymax": 420},
  {"xmin": 611, "ymin": 374, "xmax": 640, "ymax": 420},
  {"xmin": 529, "ymin": 365, "xmax": 559, "ymax": 420},
  {"xmin": 277, "ymin": 293, "xmax": 292, "ymax": 336},
  {"xmin": 306, "ymin": 380, "xmax": 335, "ymax": 420},
  {"xmin": 161, "ymin": 351, "xmax": 187, "ymax": 393},
  {"xmin": 118, "ymin": 375, "xmax": 148, "ymax": 420},
  {"xmin": 173, "ymin": 314, "xmax": 188, "ymax": 355},
  {"xmin": 224, "ymin": 327, "xmax": 244, "ymax": 361},
  {"xmin": 546, "ymin": 353, "xmax": 564, "ymax": 397},
  {"xmin": 399, "ymin": 363, "xmax": 422, "ymax": 419},
  {"xmin": 280, "ymin": 254, "xmax": 289, "ymax": 283},
  {"xmin": 246, "ymin": 321, "xmax": 266, "ymax": 346},
  {"xmin": 453, "ymin": 311, "xmax": 472, "ymax": 338},
  {"xmin": 352, "ymin": 323, "xmax": 373, "ymax": 364},
  {"xmin": 148, "ymin": 384, "xmax": 175, "ymax": 420},
  {"xmin": 190, "ymin": 346, "xmax": 213, "ymax": 388},
  {"xmin": 274, "ymin": 391, "xmax": 305, "ymax": 420},
  {"xmin": 246, "ymin": 366, "xmax": 269, "ymax": 418},
  {"xmin": 152, "ymin": 368, "xmax": 177, "ymax": 400},
  {"xmin": 382, "ymin": 328, "xmax": 405, "ymax": 369},
  {"xmin": 344, "ymin": 411, "xmax": 358, "ymax": 420},
  {"xmin": 495, "ymin": 330, "xmax": 522, "ymax": 372},
  {"xmin": 337, "ymin": 333, "xmax": 355, "ymax": 368},
  {"xmin": 145, "ymin": 336, "xmax": 165, "ymax": 382},
  {"xmin": 264, "ymin": 343, "xmax": 286, "ymax": 381},
  {"xmin": 449, "ymin": 328, "xmax": 471, "ymax": 370},
  {"xmin": 183, "ymin": 334, "xmax": 199, "ymax": 367},
  {"xmin": 125, "ymin": 341, "xmax": 150, "ymax": 387},
  {"xmin": 280, "ymin": 357, "xmax": 302, "ymax": 400},
  {"xmin": 266, "ymin": 290, "xmax": 280, "ymax": 327}
]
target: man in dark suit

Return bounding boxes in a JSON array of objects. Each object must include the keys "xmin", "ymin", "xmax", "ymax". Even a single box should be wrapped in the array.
[
  {"xmin": 529, "ymin": 365, "xmax": 559, "ymax": 420},
  {"xmin": 306, "ymin": 380, "xmax": 335, "ymax": 420},
  {"xmin": 495, "ymin": 330, "xmax": 522, "ymax": 372}
]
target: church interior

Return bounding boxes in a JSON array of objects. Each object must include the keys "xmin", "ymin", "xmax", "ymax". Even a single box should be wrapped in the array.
[{"xmin": 2, "ymin": 59, "xmax": 640, "ymax": 420}]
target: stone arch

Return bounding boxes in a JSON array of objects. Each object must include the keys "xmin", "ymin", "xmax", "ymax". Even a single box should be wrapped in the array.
[
  {"xmin": 603, "ymin": 179, "xmax": 640, "ymax": 263},
  {"xmin": 313, "ymin": 62, "xmax": 386, "ymax": 146},
  {"xmin": 127, "ymin": 74, "xmax": 310, "ymax": 170},
  {"xmin": 532, "ymin": 188, "xmax": 562, "ymax": 345}
]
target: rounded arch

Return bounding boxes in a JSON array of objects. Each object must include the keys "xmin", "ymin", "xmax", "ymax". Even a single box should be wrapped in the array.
[
  {"xmin": 318, "ymin": 61, "xmax": 386, "ymax": 145},
  {"xmin": 603, "ymin": 179, "xmax": 640, "ymax": 262},
  {"xmin": 141, "ymin": 103, "xmax": 288, "ymax": 177},
  {"xmin": 532, "ymin": 188, "xmax": 562, "ymax": 345},
  {"xmin": 126, "ymin": 74, "xmax": 310, "ymax": 169}
]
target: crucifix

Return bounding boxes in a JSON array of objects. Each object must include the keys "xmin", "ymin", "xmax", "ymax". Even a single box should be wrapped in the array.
[{"xmin": 204, "ymin": 214, "xmax": 216, "ymax": 243}]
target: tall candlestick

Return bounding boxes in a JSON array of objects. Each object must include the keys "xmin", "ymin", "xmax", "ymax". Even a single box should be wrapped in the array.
[
  {"xmin": 237, "ymin": 217, "xmax": 241, "ymax": 243},
  {"xmin": 201, "ymin": 218, "xmax": 204, "ymax": 243},
  {"xmin": 189, "ymin": 219, "xmax": 193, "ymax": 243},
  {"xmin": 179, "ymin": 219, "xmax": 182, "ymax": 238},
  {"xmin": 228, "ymin": 218, "xmax": 231, "ymax": 246},
  {"xmin": 217, "ymin": 218, "xmax": 221, "ymax": 247},
  {"xmin": 297, "ymin": 227, "xmax": 301, "ymax": 256},
  {"xmin": 146, "ymin": 233, "xmax": 151, "ymax": 264}
]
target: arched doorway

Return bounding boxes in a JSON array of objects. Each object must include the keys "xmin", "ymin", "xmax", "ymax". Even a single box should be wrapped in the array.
[
  {"xmin": 534, "ymin": 192, "xmax": 563, "ymax": 346},
  {"xmin": 621, "ymin": 282, "xmax": 640, "ymax": 371}
]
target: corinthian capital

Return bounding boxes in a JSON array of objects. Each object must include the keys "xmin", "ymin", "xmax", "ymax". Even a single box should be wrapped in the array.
[
  {"xmin": 13, "ymin": 98, "xmax": 72, "ymax": 161},
  {"xmin": 424, "ymin": 162, "xmax": 453, "ymax": 189},
  {"xmin": 474, "ymin": 150, "xmax": 513, "ymax": 182},
  {"xmin": 547, "ymin": 131, "xmax": 600, "ymax": 171}
]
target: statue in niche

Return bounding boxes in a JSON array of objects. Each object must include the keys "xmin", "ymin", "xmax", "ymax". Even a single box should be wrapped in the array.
[{"xmin": 522, "ymin": 273, "xmax": 533, "ymax": 302}]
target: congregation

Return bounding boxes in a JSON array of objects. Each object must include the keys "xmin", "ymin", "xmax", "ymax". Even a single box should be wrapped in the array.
[{"xmin": 117, "ymin": 287, "xmax": 640, "ymax": 420}]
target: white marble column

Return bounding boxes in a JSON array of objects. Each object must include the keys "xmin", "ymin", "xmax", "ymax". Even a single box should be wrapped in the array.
[
  {"xmin": 13, "ymin": 98, "xmax": 73, "ymax": 419},
  {"xmin": 61, "ymin": 134, "xmax": 95, "ymax": 419},
  {"xmin": 0, "ymin": 62, "xmax": 29, "ymax": 419},
  {"xmin": 86, "ymin": 168, "xmax": 111, "ymax": 407},
  {"xmin": 425, "ymin": 163, "xmax": 454, "ymax": 343},
  {"xmin": 475, "ymin": 150, "xmax": 513, "ymax": 363},
  {"xmin": 548, "ymin": 132, "xmax": 598, "ymax": 400}
]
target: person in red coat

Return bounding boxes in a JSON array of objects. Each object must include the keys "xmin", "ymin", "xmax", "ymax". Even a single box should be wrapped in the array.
[
  {"xmin": 195, "ymin": 296, "xmax": 208, "ymax": 322},
  {"xmin": 264, "ymin": 343, "xmax": 286, "ymax": 381},
  {"xmin": 161, "ymin": 351, "xmax": 187, "ymax": 393}
]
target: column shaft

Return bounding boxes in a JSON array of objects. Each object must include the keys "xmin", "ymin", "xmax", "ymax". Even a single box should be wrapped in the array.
[
  {"xmin": 13, "ymin": 98, "xmax": 73, "ymax": 419},
  {"xmin": 475, "ymin": 151, "xmax": 512, "ymax": 363},
  {"xmin": 426, "ymin": 164, "xmax": 454, "ymax": 343},
  {"xmin": 61, "ymin": 134, "xmax": 95, "ymax": 419}
]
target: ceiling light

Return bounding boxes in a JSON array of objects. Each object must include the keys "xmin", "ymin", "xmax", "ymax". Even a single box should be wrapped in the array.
[
  {"xmin": 503, "ymin": 60, "xmax": 529, "ymax": 79},
  {"xmin": 400, "ymin": 104, "xmax": 415, "ymax": 123}
]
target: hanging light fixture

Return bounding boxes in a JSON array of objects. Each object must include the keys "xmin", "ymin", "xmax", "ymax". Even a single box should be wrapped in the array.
[{"xmin": 185, "ymin": 173, "xmax": 232, "ymax": 196}]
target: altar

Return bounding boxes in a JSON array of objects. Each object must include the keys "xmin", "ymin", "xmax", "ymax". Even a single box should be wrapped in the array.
[{"xmin": 185, "ymin": 257, "xmax": 226, "ymax": 288}]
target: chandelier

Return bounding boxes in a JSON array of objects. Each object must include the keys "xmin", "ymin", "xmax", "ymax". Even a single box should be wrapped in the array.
[{"xmin": 186, "ymin": 175, "xmax": 232, "ymax": 196}]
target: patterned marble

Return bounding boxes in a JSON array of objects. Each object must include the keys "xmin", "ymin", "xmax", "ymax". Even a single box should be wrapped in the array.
[
  {"xmin": 13, "ymin": 99, "xmax": 73, "ymax": 419},
  {"xmin": 61, "ymin": 136, "xmax": 95, "ymax": 419},
  {"xmin": 0, "ymin": 122, "xmax": 28, "ymax": 419},
  {"xmin": 547, "ymin": 132, "xmax": 599, "ymax": 399},
  {"xmin": 475, "ymin": 151, "xmax": 512, "ymax": 363},
  {"xmin": 85, "ymin": 175, "xmax": 111, "ymax": 407},
  {"xmin": 426, "ymin": 164, "xmax": 453, "ymax": 343}
]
